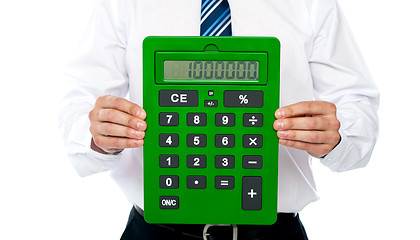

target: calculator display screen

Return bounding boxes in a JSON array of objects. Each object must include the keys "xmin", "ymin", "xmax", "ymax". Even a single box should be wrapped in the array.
[{"xmin": 164, "ymin": 61, "xmax": 259, "ymax": 81}]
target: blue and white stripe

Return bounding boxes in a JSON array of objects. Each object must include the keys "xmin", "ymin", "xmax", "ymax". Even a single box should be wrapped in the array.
[{"xmin": 200, "ymin": 0, "xmax": 232, "ymax": 36}]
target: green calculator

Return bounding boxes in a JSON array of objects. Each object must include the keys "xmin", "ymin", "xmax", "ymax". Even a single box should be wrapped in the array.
[{"xmin": 143, "ymin": 36, "xmax": 280, "ymax": 225}]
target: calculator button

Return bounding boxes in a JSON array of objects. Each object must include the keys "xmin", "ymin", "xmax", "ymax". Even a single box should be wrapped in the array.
[
  {"xmin": 159, "ymin": 175, "xmax": 179, "ymax": 189},
  {"xmin": 215, "ymin": 176, "xmax": 235, "ymax": 189},
  {"xmin": 223, "ymin": 91, "xmax": 263, "ymax": 108},
  {"xmin": 243, "ymin": 134, "xmax": 263, "ymax": 148},
  {"xmin": 187, "ymin": 134, "xmax": 207, "ymax": 147},
  {"xmin": 215, "ymin": 155, "xmax": 235, "ymax": 169},
  {"xmin": 242, "ymin": 176, "xmax": 262, "ymax": 210},
  {"xmin": 242, "ymin": 156, "xmax": 263, "ymax": 169},
  {"xmin": 187, "ymin": 155, "xmax": 207, "ymax": 168},
  {"xmin": 159, "ymin": 134, "xmax": 179, "ymax": 147},
  {"xmin": 215, "ymin": 134, "xmax": 235, "ymax": 148},
  {"xmin": 204, "ymin": 100, "xmax": 218, "ymax": 107},
  {"xmin": 187, "ymin": 113, "xmax": 207, "ymax": 126},
  {"xmin": 159, "ymin": 196, "xmax": 179, "ymax": 209},
  {"xmin": 215, "ymin": 113, "xmax": 235, "ymax": 127},
  {"xmin": 243, "ymin": 113, "xmax": 263, "ymax": 127},
  {"xmin": 159, "ymin": 90, "xmax": 198, "ymax": 107},
  {"xmin": 159, "ymin": 155, "xmax": 179, "ymax": 168},
  {"xmin": 187, "ymin": 176, "xmax": 207, "ymax": 189},
  {"xmin": 159, "ymin": 113, "xmax": 179, "ymax": 126},
  {"xmin": 208, "ymin": 90, "xmax": 214, "ymax": 96}
]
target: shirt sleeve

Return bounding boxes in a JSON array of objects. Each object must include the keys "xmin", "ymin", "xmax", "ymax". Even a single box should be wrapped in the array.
[
  {"xmin": 58, "ymin": 0, "xmax": 129, "ymax": 177},
  {"xmin": 309, "ymin": 0, "xmax": 380, "ymax": 172}
]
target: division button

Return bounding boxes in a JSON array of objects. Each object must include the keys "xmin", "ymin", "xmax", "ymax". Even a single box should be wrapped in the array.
[
  {"xmin": 243, "ymin": 113, "xmax": 263, "ymax": 127},
  {"xmin": 159, "ymin": 90, "xmax": 198, "ymax": 107},
  {"xmin": 223, "ymin": 91, "xmax": 263, "ymax": 108},
  {"xmin": 159, "ymin": 196, "xmax": 179, "ymax": 209},
  {"xmin": 242, "ymin": 155, "xmax": 263, "ymax": 169},
  {"xmin": 215, "ymin": 176, "xmax": 235, "ymax": 189},
  {"xmin": 242, "ymin": 176, "xmax": 262, "ymax": 210},
  {"xmin": 187, "ymin": 176, "xmax": 207, "ymax": 189}
]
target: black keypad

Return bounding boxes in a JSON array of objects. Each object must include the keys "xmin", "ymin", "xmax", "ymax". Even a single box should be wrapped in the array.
[
  {"xmin": 243, "ymin": 113, "xmax": 263, "ymax": 127},
  {"xmin": 187, "ymin": 176, "xmax": 207, "ymax": 189},
  {"xmin": 159, "ymin": 112, "xmax": 179, "ymax": 126},
  {"xmin": 187, "ymin": 134, "xmax": 207, "ymax": 147},
  {"xmin": 243, "ymin": 134, "xmax": 263, "ymax": 148},
  {"xmin": 159, "ymin": 134, "xmax": 179, "ymax": 147},
  {"xmin": 159, "ymin": 90, "xmax": 198, "ymax": 107},
  {"xmin": 215, "ymin": 134, "xmax": 235, "ymax": 148},
  {"xmin": 159, "ymin": 196, "xmax": 179, "ymax": 209},
  {"xmin": 242, "ymin": 176, "xmax": 262, "ymax": 210},
  {"xmin": 187, "ymin": 113, "xmax": 207, "ymax": 126},
  {"xmin": 215, "ymin": 176, "xmax": 235, "ymax": 189},
  {"xmin": 215, "ymin": 155, "xmax": 235, "ymax": 169},
  {"xmin": 159, "ymin": 155, "xmax": 179, "ymax": 168},
  {"xmin": 215, "ymin": 113, "xmax": 235, "ymax": 127},
  {"xmin": 160, "ymin": 175, "xmax": 179, "ymax": 189},
  {"xmin": 187, "ymin": 155, "xmax": 207, "ymax": 168},
  {"xmin": 242, "ymin": 156, "xmax": 263, "ymax": 169}
]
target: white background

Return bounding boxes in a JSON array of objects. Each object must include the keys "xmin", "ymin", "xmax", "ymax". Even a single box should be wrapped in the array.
[{"xmin": 0, "ymin": 0, "xmax": 419, "ymax": 239}]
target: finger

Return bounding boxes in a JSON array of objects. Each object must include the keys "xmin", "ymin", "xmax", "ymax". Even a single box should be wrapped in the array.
[
  {"xmin": 275, "ymin": 101, "xmax": 336, "ymax": 118},
  {"xmin": 277, "ymin": 130, "xmax": 340, "ymax": 144},
  {"xmin": 96, "ymin": 95, "xmax": 147, "ymax": 119},
  {"xmin": 95, "ymin": 122, "xmax": 145, "ymax": 140},
  {"xmin": 97, "ymin": 109, "xmax": 147, "ymax": 131},
  {"xmin": 93, "ymin": 135, "xmax": 144, "ymax": 151},
  {"xmin": 278, "ymin": 139, "xmax": 333, "ymax": 158},
  {"xmin": 274, "ymin": 116, "xmax": 336, "ymax": 131}
]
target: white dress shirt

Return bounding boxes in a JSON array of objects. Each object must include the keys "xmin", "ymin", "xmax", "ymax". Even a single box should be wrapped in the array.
[{"xmin": 59, "ymin": 0, "xmax": 379, "ymax": 213}]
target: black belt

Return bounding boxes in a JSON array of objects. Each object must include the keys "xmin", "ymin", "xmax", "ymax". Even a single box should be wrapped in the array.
[{"xmin": 134, "ymin": 205, "xmax": 297, "ymax": 240}]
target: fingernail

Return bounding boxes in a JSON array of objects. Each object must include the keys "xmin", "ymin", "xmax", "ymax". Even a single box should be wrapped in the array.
[
  {"xmin": 277, "ymin": 121, "xmax": 284, "ymax": 129},
  {"xmin": 135, "ymin": 131, "xmax": 143, "ymax": 138},
  {"xmin": 136, "ymin": 110, "xmax": 141, "ymax": 117},
  {"xmin": 137, "ymin": 121, "xmax": 141, "ymax": 129}
]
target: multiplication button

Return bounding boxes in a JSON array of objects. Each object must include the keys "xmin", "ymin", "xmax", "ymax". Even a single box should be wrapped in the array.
[{"xmin": 243, "ymin": 134, "xmax": 263, "ymax": 148}]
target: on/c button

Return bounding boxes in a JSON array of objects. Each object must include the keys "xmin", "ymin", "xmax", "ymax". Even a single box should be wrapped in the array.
[{"xmin": 159, "ymin": 196, "xmax": 179, "ymax": 209}]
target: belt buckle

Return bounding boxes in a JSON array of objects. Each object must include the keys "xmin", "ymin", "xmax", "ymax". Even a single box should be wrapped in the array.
[{"xmin": 203, "ymin": 224, "xmax": 238, "ymax": 240}]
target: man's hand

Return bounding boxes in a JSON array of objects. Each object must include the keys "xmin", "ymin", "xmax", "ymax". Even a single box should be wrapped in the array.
[
  {"xmin": 273, "ymin": 101, "xmax": 341, "ymax": 158},
  {"xmin": 89, "ymin": 95, "xmax": 147, "ymax": 154}
]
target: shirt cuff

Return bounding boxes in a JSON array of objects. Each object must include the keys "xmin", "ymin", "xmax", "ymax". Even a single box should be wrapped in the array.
[{"xmin": 318, "ymin": 128, "xmax": 349, "ymax": 171}]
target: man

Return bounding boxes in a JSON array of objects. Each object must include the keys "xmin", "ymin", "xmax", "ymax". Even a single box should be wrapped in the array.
[{"xmin": 59, "ymin": 0, "xmax": 379, "ymax": 239}]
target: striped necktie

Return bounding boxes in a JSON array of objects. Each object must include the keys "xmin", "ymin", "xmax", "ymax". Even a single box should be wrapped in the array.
[{"xmin": 200, "ymin": 0, "xmax": 232, "ymax": 36}]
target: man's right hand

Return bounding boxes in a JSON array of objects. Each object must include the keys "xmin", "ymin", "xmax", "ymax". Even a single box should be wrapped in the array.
[{"xmin": 88, "ymin": 95, "xmax": 147, "ymax": 154}]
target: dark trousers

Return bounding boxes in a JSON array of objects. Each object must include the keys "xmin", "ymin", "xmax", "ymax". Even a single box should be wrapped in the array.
[{"xmin": 121, "ymin": 207, "xmax": 309, "ymax": 240}]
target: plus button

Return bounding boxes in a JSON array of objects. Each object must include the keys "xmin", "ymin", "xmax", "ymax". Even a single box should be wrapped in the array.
[{"xmin": 247, "ymin": 189, "xmax": 257, "ymax": 199}]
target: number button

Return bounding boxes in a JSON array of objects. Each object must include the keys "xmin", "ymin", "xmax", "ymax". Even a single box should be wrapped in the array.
[
  {"xmin": 187, "ymin": 113, "xmax": 207, "ymax": 126},
  {"xmin": 215, "ymin": 113, "xmax": 235, "ymax": 127},
  {"xmin": 215, "ymin": 155, "xmax": 235, "ymax": 169},
  {"xmin": 159, "ymin": 155, "xmax": 179, "ymax": 168},
  {"xmin": 187, "ymin": 155, "xmax": 207, "ymax": 168},
  {"xmin": 159, "ymin": 134, "xmax": 179, "ymax": 147},
  {"xmin": 159, "ymin": 112, "xmax": 179, "ymax": 126},
  {"xmin": 215, "ymin": 134, "xmax": 235, "ymax": 148},
  {"xmin": 159, "ymin": 175, "xmax": 179, "ymax": 189},
  {"xmin": 187, "ymin": 134, "xmax": 207, "ymax": 147}
]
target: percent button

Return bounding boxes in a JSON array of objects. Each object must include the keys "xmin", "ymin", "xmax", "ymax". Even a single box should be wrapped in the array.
[{"xmin": 223, "ymin": 91, "xmax": 263, "ymax": 108}]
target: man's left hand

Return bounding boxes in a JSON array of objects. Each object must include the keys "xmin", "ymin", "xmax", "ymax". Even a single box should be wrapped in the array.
[{"xmin": 273, "ymin": 101, "xmax": 341, "ymax": 158}]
